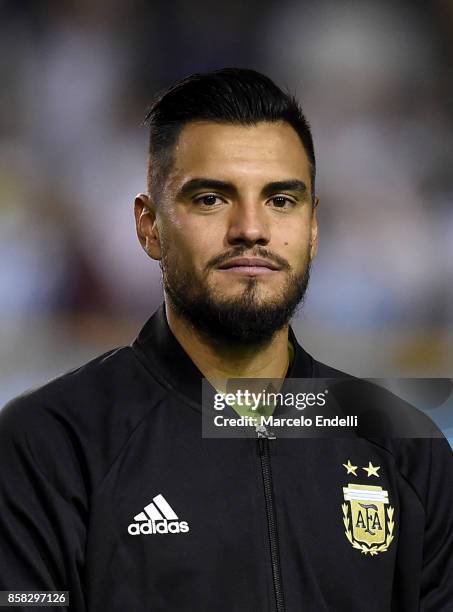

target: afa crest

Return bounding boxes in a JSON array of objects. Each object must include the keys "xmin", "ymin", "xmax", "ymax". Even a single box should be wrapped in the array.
[{"xmin": 341, "ymin": 461, "xmax": 395, "ymax": 556}]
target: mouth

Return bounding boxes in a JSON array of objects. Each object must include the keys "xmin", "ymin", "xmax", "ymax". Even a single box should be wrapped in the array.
[{"xmin": 216, "ymin": 257, "xmax": 282, "ymax": 276}]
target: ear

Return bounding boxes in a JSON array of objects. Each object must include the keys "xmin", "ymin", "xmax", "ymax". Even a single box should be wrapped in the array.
[
  {"xmin": 309, "ymin": 196, "xmax": 319, "ymax": 261},
  {"xmin": 134, "ymin": 193, "xmax": 161, "ymax": 260}
]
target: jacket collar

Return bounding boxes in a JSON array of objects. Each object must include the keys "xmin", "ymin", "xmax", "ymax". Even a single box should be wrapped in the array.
[{"xmin": 132, "ymin": 303, "xmax": 314, "ymax": 406}]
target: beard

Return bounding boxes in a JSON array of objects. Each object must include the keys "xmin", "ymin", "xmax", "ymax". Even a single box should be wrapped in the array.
[{"xmin": 161, "ymin": 246, "xmax": 311, "ymax": 347}]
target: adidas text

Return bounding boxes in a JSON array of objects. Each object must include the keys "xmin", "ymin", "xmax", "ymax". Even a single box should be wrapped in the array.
[{"xmin": 128, "ymin": 520, "xmax": 189, "ymax": 535}]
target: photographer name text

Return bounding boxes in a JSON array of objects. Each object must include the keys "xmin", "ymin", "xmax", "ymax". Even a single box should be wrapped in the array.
[{"xmin": 213, "ymin": 415, "xmax": 358, "ymax": 428}]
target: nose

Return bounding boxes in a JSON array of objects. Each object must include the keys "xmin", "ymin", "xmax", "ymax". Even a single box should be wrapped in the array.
[{"xmin": 226, "ymin": 200, "xmax": 271, "ymax": 248}]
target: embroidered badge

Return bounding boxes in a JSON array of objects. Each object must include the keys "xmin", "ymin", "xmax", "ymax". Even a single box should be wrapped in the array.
[{"xmin": 341, "ymin": 460, "xmax": 395, "ymax": 556}]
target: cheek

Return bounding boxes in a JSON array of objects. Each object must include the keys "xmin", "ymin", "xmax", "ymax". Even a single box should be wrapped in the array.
[
  {"xmin": 277, "ymin": 221, "xmax": 311, "ymax": 250},
  {"xmin": 182, "ymin": 227, "xmax": 224, "ymax": 266},
  {"xmin": 161, "ymin": 228, "xmax": 210, "ymax": 276},
  {"xmin": 167, "ymin": 209, "xmax": 223, "ymax": 259},
  {"xmin": 279, "ymin": 235, "xmax": 312, "ymax": 272}
]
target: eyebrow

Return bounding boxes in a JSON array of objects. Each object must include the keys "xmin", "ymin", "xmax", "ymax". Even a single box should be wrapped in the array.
[
  {"xmin": 176, "ymin": 177, "xmax": 309, "ymax": 199},
  {"xmin": 262, "ymin": 180, "xmax": 308, "ymax": 198},
  {"xmin": 177, "ymin": 178, "xmax": 237, "ymax": 198}
]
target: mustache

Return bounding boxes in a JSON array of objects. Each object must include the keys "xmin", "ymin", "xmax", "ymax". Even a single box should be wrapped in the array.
[{"xmin": 205, "ymin": 247, "xmax": 291, "ymax": 272}]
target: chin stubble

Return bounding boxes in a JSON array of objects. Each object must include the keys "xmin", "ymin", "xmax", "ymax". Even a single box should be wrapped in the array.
[{"xmin": 161, "ymin": 249, "xmax": 311, "ymax": 346}]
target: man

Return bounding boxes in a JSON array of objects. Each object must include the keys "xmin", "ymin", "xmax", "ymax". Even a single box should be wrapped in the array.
[{"xmin": 0, "ymin": 68, "xmax": 452, "ymax": 611}]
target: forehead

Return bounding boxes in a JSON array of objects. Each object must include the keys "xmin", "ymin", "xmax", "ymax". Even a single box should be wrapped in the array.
[{"xmin": 169, "ymin": 121, "xmax": 311, "ymax": 186}]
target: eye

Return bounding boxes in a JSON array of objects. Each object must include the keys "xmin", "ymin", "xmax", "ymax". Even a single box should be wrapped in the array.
[
  {"xmin": 268, "ymin": 195, "xmax": 296, "ymax": 209},
  {"xmin": 194, "ymin": 194, "xmax": 225, "ymax": 207}
]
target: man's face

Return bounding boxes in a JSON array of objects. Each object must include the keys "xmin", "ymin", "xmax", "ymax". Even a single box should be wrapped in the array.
[{"xmin": 136, "ymin": 120, "xmax": 318, "ymax": 344}]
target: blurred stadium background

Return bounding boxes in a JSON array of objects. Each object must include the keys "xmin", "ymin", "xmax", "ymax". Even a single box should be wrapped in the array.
[{"xmin": 0, "ymin": 0, "xmax": 452, "ymax": 441}]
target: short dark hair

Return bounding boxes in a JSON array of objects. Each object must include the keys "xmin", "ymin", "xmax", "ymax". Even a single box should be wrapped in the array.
[{"xmin": 144, "ymin": 68, "xmax": 316, "ymax": 202}]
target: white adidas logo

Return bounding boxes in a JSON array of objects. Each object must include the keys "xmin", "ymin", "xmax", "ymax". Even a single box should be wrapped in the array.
[{"xmin": 127, "ymin": 493, "xmax": 190, "ymax": 535}]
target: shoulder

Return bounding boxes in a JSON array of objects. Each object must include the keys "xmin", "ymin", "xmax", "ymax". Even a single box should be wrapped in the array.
[
  {"xmin": 1, "ymin": 343, "xmax": 164, "ymax": 416},
  {"xmin": 0, "ymin": 345, "xmax": 167, "ymax": 490},
  {"xmin": 311, "ymin": 357, "xmax": 353, "ymax": 378},
  {"xmin": 1, "ymin": 346, "xmax": 136, "ymax": 425},
  {"xmin": 309, "ymin": 355, "xmax": 452, "ymax": 480},
  {"xmin": 310, "ymin": 357, "xmax": 441, "ymax": 437}
]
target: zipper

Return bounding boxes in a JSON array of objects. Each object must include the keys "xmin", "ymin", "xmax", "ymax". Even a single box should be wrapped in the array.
[{"xmin": 257, "ymin": 436, "xmax": 286, "ymax": 612}]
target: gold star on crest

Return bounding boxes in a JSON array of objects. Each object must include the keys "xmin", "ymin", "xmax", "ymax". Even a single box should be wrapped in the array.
[
  {"xmin": 342, "ymin": 459, "xmax": 358, "ymax": 476},
  {"xmin": 362, "ymin": 462, "xmax": 380, "ymax": 477}
]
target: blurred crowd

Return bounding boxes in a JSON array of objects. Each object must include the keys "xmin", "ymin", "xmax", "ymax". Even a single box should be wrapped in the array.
[{"xmin": 0, "ymin": 0, "xmax": 452, "ymax": 439}]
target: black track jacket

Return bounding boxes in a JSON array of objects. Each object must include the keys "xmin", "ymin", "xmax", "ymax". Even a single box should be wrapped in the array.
[{"xmin": 0, "ymin": 305, "xmax": 452, "ymax": 611}]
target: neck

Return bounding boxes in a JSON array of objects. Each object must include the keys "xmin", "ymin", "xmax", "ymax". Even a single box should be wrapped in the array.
[{"xmin": 164, "ymin": 299, "xmax": 290, "ymax": 386}]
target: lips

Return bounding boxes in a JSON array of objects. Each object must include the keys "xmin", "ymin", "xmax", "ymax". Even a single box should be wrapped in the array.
[{"xmin": 217, "ymin": 257, "xmax": 281, "ymax": 272}]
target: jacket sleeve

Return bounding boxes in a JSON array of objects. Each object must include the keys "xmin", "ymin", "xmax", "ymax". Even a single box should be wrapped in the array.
[
  {"xmin": 399, "ymin": 437, "xmax": 453, "ymax": 610},
  {"xmin": 0, "ymin": 395, "xmax": 88, "ymax": 611}
]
